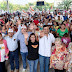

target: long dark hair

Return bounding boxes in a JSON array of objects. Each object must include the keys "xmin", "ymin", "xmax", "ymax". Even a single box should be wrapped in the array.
[
  {"xmin": 63, "ymin": 33, "xmax": 69, "ymax": 37},
  {"xmin": 0, "ymin": 33, "xmax": 3, "ymax": 40},
  {"xmin": 0, "ymin": 33, "xmax": 2, "ymax": 37},
  {"xmin": 29, "ymin": 33, "xmax": 37, "ymax": 42},
  {"xmin": 60, "ymin": 23, "xmax": 66, "ymax": 29}
]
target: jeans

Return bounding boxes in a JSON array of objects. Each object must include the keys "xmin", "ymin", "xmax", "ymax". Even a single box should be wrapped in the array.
[
  {"xmin": 39, "ymin": 54, "xmax": 50, "ymax": 72},
  {"xmin": 9, "ymin": 49, "xmax": 19, "ymax": 70},
  {"xmin": 28, "ymin": 59, "xmax": 38, "ymax": 72},
  {"xmin": 70, "ymin": 34, "xmax": 72, "ymax": 42},
  {"xmin": 20, "ymin": 52, "xmax": 28, "ymax": 69}
]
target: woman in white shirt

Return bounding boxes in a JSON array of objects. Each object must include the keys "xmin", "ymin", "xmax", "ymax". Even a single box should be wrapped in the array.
[{"xmin": 0, "ymin": 33, "xmax": 9, "ymax": 72}]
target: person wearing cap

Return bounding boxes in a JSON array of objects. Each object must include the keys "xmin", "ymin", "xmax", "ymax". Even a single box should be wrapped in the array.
[
  {"xmin": 17, "ymin": 25, "xmax": 31, "ymax": 72},
  {"xmin": 4, "ymin": 20, "xmax": 21, "ymax": 72}
]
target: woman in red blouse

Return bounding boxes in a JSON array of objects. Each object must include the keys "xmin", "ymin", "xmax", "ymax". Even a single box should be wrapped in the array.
[{"xmin": 50, "ymin": 38, "xmax": 68, "ymax": 72}]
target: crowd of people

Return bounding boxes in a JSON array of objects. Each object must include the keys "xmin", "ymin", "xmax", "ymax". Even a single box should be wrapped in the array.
[{"xmin": 0, "ymin": 9, "xmax": 72, "ymax": 72}]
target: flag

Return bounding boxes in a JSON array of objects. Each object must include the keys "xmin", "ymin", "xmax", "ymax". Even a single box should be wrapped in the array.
[
  {"xmin": 46, "ymin": 9, "xmax": 50, "ymax": 14},
  {"xmin": 42, "ymin": 8, "xmax": 45, "ymax": 13},
  {"xmin": 36, "ymin": 8, "xmax": 40, "ymax": 14},
  {"xmin": 28, "ymin": 7, "xmax": 35, "ymax": 16},
  {"xmin": 30, "ymin": 7, "xmax": 34, "ymax": 11},
  {"xmin": 22, "ymin": 10, "xmax": 27, "ymax": 13},
  {"xmin": 21, "ymin": 10, "xmax": 28, "ymax": 17}
]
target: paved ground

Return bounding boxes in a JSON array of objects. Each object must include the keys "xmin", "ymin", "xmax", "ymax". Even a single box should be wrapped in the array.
[{"xmin": 5, "ymin": 55, "xmax": 55, "ymax": 72}]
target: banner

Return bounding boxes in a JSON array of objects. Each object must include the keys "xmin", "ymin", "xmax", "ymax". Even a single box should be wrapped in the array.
[
  {"xmin": 28, "ymin": 7, "xmax": 35, "ymax": 16},
  {"xmin": 21, "ymin": 10, "xmax": 28, "ymax": 17},
  {"xmin": 36, "ymin": 8, "xmax": 40, "ymax": 14},
  {"xmin": 22, "ymin": 10, "xmax": 27, "ymax": 13}
]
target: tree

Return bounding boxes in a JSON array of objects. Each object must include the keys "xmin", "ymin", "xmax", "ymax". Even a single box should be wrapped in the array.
[
  {"xmin": 0, "ymin": 1, "xmax": 28, "ymax": 12},
  {"xmin": 0, "ymin": 2, "xmax": 7, "ymax": 10},
  {"xmin": 34, "ymin": 2, "xmax": 53, "ymax": 11},
  {"xmin": 28, "ymin": 3, "xmax": 34, "ymax": 6},
  {"xmin": 58, "ymin": 0, "xmax": 72, "ymax": 10},
  {"xmin": 0, "ymin": 1, "xmax": 54, "ymax": 12}
]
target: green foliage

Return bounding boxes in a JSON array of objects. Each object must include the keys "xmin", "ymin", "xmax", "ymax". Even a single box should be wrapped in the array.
[
  {"xmin": 0, "ymin": 1, "xmax": 31, "ymax": 12},
  {"xmin": 34, "ymin": 2, "xmax": 54, "ymax": 11},
  {"xmin": 0, "ymin": 2, "xmax": 7, "ymax": 10},
  {"xmin": 0, "ymin": 1, "xmax": 54, "ymax": 12},
  {"xmin": 28, "ymin": 3, "xmax": 34, "ymax": 6},
  {"xmin": 58, "ymin": 0, "xmax": 72, "ymax": 10}
]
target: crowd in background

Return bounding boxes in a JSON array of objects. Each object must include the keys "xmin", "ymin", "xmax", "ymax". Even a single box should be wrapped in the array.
[{"xmin": 0, "ymin": 9, "xmax": 72, "ymax": 72}]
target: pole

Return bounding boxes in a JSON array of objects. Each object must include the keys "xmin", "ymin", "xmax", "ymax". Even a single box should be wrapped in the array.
[
  {"xmin": 44, "ymin": 0, "xmax": 46, "ymax": 11},
  {"xmin": 7, "ymin": 0, "xmax": 9, "ymax": 13}
]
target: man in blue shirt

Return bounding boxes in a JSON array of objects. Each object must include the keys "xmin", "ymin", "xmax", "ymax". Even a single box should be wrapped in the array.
[
  {"xmin": 18, "ymin": 25, "xmax": 31, "ymax": 72},
  {"xmin": 47, "ymin": 14, "xmax": 53, "ymax": 19},
  {"xmin": 63, "ymin": 13, "xmax": 68, "ymax": 21}
]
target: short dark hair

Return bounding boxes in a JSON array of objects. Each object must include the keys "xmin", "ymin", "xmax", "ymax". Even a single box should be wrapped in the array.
[
  {"xmin": 49, "ymin": 19, "xmax": 51, "ymax": 21},
  {"xmin": 58, "ymin": 16, "xmax": 60, "ymax": 17},
  {"xmin": 43, "ymin": 25, "xmax": 49, "ymax": 28},
  {"xmin": 61, "ymin": 23, "xmax": 66, "ymax": 26}
]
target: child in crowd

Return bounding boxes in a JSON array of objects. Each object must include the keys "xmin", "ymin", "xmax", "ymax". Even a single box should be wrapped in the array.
[
  {"xmin": 48, "ymin": 19, "xmax": 52, "ymax": 25},
  {"xmin": 50, "ymin": 25, "xmax": 56, "ymax": 32},
  {"xmin": 53, "ymin": 21, "xmax": 59, "ymax": 31},
  {"xmin": 61, "ymin": 33, "xmax": 71, "ymax": 48},
  {"xmin": 38, "ymin": 22, "xmax": 43, "ymax": 30}
]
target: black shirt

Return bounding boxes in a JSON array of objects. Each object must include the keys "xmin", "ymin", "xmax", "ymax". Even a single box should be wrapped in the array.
[
  {"xmin": 27, "ymin": 41, "xmax": 39, "ymax": 60},
  {"xmin": 5, "ymin": 18, "xmax": 8, "ymax": 23}
]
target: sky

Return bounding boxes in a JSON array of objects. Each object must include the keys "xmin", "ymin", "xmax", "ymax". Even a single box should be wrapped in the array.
[{"xmin": 8, "ymin": 0, "xmax": 55, "ymax": 5}]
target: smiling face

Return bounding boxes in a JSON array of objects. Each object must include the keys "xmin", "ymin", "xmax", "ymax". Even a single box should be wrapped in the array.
[
  {"xmin": 21, "ymin": 28, "xmax": 27, "ymax": 34},
  {"xmin": 8, "ymin": 32, "xmax": 14, "ymax": 37},
  {"xmin": 55, "ymin": 41, "xmax": 61, "ymax": 47},
  {"xmin": 61, "ymin": 24, "xmax": 65, "ymax": 30},
  {"xmin": 43, "ymin": 27, "xmax": 49, "ymax": 34},
  {"xmin": 30, "ymin": 35, "xmax": 35, "ymax": 43},
  {"xmin": 58, "ymin": 16, "xmax": 60, "ymax": 20}
]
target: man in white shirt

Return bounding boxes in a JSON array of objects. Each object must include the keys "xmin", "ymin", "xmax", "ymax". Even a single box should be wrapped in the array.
[
  {"xmin": 39, "ymin": 25, "xmax": 55, "ymax": 72},
  {"xmin": 5, "ymin": 20, "xmax": 21, "ymax": 72}
]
